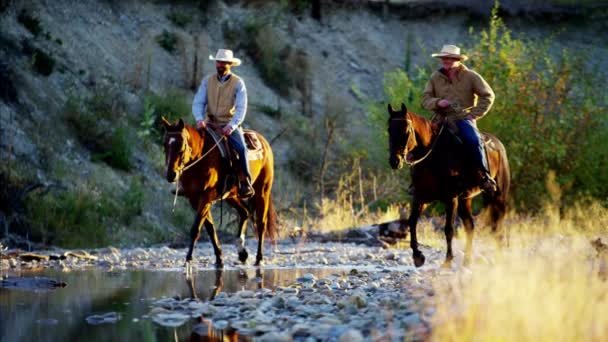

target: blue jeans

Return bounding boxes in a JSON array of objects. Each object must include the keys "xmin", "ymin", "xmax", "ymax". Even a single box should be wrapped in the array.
[
  {"xmin": 227, "ymin": 127, "xmax": 252, "ymax": 179},
  {"xmin": 455, "ymin": 119, "xmax": 489, "ymax": 172}
]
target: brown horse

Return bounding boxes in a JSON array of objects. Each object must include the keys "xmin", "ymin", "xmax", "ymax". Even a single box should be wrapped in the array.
[
  {"xmin": 387, "ymin": 103, "xmax": 510, "ymax": 267},
  {"xmin": 162, "ymin": 117, "xmax": 277, "ymax": 268}
]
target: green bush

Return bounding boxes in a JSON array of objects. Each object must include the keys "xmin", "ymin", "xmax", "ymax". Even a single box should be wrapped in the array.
[
  {"xmin": 155, "ymin": 30, "xmax": 179, "ymax": 54},
  {"xmin": 26, "ymin": 187, "xmax": 116, "ymax": 248},
  {"xmin": 31, "ymin": 48, "xmax": 54, "ymax": 76},
  {"xmin": 17, "ymin": 9, "xmax": 43, "ymax": 36},
  {"xmin": 367, "ymin": 3, "xmax": 607, "ymax": 211},
  {"xmin": 64, "ymin": 92, "xmax": 133, "ymax": 171},
  {"xmin": 143, "ymin": 90, "xmax": 192, "ymax": 142}
]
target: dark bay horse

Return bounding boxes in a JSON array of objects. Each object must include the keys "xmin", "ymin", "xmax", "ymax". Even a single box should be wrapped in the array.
[
  {"xmin": 162, "ymin": 118, "xmax": 277, "ymax": 268},
  {"xmin": 387, "ymin": 103, "xmax": 510, "ymax": 267}
]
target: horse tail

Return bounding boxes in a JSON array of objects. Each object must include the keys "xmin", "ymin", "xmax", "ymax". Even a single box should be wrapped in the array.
[
  {"xmin": 266, "ymin": 193, "xmax": 279, "ymax": 243},
  {"xmin": 484, "ymin": 138, "xmax": 511, "ymax": 239}
]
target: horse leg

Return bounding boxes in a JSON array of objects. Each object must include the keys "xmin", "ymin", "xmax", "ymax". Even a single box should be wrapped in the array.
[
  {"xmin": 203, "ymin": 214, "xmax": 223, "ymax": 268},
  {"xmin": 458, "ymin": 197, "xmax": 475, "ymax": 266},
  {"xmin": 442, "ymin": 198, "xmax": 458, "ymax": 268},
  {"xmin": 485, "ymin": 192, "xmax": 508, "ymax": 248},
  {"xmin": 185, "ymin": 211, "xmax": 205, "ymax": 263},
  {"xmin": 254, "ymin": 187, "xmax": 271, "ymax": 266},
  {"xmin": 408, "ymin": 201, "xmax": 426, "ymax": 267},
  {"xmin": 227, "ymin": 198, "xmax": 250, "ymax": 263}
]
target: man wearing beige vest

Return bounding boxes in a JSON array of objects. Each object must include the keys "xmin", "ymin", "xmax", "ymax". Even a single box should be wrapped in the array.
[{"xmin": 192, "ymin": 49, "xmax": 254, "ymax": 198}]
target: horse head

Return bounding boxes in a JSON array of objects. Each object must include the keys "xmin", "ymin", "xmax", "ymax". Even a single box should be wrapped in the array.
[
  {"xmin": 162, "ymin": 117, "xmax": 193, "ymax": 183},
  {"xmin": 387, "ymin": 103, "xmax": 416, "ymax": 170}
]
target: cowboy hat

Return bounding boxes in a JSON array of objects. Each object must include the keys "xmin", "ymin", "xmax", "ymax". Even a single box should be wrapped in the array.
[
  {"xmin": 431, "ymin": 44, "xmax": 468, "ymax": 61},
  {"xmin": 209, "ymin": 49, "xmax": 242, "ymax": 66}
]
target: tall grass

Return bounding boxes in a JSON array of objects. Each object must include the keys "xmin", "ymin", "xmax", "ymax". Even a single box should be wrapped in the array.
[{"xmin": 430, "ymin": 203, "xmax": 608, "ymax": 341}]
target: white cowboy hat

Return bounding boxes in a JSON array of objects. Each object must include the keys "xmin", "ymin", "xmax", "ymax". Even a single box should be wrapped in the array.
[
  {"xmin": 209, "ymin": 49, "xmax": 242, "ymax": 66},
  {"xmin": 431, "ymin": 44, "xmax": 468, "ymax": 61}
]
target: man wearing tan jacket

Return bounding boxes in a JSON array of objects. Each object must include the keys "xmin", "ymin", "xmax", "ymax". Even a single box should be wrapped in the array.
[
  {"xmin": 192, "ymin": 49, "xmax": 254, "ymax": 198},
  {"xmin": 422, "ymin": 44, "xmax": 496, "ymax": 193}
]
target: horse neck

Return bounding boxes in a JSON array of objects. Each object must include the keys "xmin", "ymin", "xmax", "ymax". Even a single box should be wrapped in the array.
[
  {"xmin": 408, "ymin": 112, "xmax": 434, "ymax": 147},
  {"xmin": 185, "ymin": 126, "xmax": 204, "ymax": 158}
]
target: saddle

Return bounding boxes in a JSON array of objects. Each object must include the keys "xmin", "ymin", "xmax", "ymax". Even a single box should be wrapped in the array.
[{"xmin": 203, "ymin": 127, "xmax": 264, "ymax": 162}]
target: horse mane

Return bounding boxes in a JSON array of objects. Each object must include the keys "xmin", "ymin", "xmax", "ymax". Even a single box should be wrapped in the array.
[{"xmin": 406, "ymin": 111, "xmax": 434, "ymax": 147}]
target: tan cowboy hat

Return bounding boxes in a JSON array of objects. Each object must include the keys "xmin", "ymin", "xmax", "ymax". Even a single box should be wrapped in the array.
[
  {"xmin": 209, "ymin": 49, "xmax": 242, "ymax": 66},
  {"xmin": 431, "ymin": 44, "xmax": 468, "ymax": 61}
]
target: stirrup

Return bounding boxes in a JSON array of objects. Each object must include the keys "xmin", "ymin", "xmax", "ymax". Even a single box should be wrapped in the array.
[
  {"xmin": 480, "ymin": 174, "xmax": 497, "ymax": 193},
  {"xmin": 238, "ymin": 180, "xmax": 255, "ymax": 199}
]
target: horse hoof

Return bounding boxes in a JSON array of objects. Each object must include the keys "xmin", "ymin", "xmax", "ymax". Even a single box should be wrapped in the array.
[
  {"xmin": 441, "ymin": 260, "xmax": 452, "ymax": 269},
  {"xmin": 413, "ymin": 252, "xmax": 426, "ymax": 268},
  {"xmin": 238, "ymin": 249, "xmax": 249, "ymax": 263},
  {"xmin": 254, "ymin": 259, "xmax": 264, "ymax": 267},
  {"xmin": 215, "ymin": 260, "xmax": 224, "ymax": 269},
  {"xmin": 463, "ymin": 257, "xmax": 471, "ymax": 267}
]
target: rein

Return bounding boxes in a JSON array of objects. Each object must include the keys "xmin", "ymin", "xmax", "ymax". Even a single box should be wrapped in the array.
[
  {"xmin": 167, "ymin": 130, "xmax": 226, "ymax": 209},
  {"xmin": 391, "ymin": 118, "xmax": 445, "ymax": 167}
]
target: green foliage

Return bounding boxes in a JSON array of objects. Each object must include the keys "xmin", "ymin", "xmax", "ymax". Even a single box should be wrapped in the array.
[
  {"xmin": 368, "ymin": 2, "xmax": 607, "ymax": 211},
  {"xmin": 167, "ymin": 11, "xmax": 192, "ymax": 28},
  {"xmin": 92, "ymin": 127, "xmax": 132, "ymax": 171},
  {"xmin": 155, "ymin": 30, "xmax": 179, "ymax": 54},
  {"xmin": 64, "ymin": 90, "xmax": 133, "ymax": 171},
  {"xmin": 26, "ymin": 178, "xmax": 146, "ymax": 248},
  {"xmin": 143, "ymin": 90, "xmax": 192, "ymax": 143},
  {"xmin": 31, "ymin": 48, "xmax": 54, "ymax": 76},
  {"xmin": 17, "ymin": 9, "xmax": 42, "ymax": 36}
]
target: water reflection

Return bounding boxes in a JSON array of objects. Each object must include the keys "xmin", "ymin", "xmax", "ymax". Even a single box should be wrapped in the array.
[{"xmin": 1, "ymin": 267, "xmax": 337, "ymax": 341}]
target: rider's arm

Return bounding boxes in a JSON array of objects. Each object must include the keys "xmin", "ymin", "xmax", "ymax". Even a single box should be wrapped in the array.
[
  {"xmin": 192, "ymin": 77, "xmax": 209, "ymax": 123},
  {"xmin": 422, "ymin": 78, "xmax": 441, "ymax": 112},
  {"xmin": 227, "ymin": 79, "xmax": 247, "ymax": 130},
  {"xmin": 468, "ymin": 71, "xmax": 495, "ymax": 119}
]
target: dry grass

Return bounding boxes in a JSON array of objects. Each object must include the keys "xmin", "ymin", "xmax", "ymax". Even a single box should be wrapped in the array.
[{"xmin": 430, "ymin": 202, "xmax": 608, "ymax": 342}]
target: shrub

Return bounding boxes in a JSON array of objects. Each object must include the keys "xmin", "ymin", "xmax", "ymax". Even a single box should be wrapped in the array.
[
  {"xmin": 144, "ymin": 90, "xmax": 192, "ymax": 142},
  {"xmin": 31, "ymin": 48, "xmax": 54, "ymax": 76},
  {"xmin": 64, "ymin": 91, "xmax": 133, "ymax": 171},
  {"xmin": 17, "ymin": 9, "xmax": 42, "ymax": 36},
  {"xmin": 155, "ymin": 30, "xmax": 179, "ymax": 54}
]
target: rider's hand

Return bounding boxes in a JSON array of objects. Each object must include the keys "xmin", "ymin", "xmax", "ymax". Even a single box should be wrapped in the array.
[
  {"xmin": 196, "ymin": 120, "xmax": 206, "ymax": 129},
  {"xmin": 437, "ymin": 99, "xmax": 450, "ymax": 108},
  {"xmin": 222, "ymin": 125, "xmax": 234, "ymax": 136}
]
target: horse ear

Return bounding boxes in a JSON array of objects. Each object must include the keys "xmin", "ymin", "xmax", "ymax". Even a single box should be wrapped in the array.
[
  {"xmin": 177, "ymin": 118, "xmax": 185, "ymax": 130},
  {"xmin": 401, "ymin": 103, "xmax": 407, "ymax": 114},
  {"xmin": 387, "ymin": 103, "xmax": 394, "ymax": 115},
  {"xmin": 161, "ymin": 116, "xmax": 172, "ymax": 130}
]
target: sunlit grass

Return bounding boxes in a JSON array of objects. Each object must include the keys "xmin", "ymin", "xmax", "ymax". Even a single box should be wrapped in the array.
[{"xmin": 430, "ymin": 202, "xmax": 608, "ymax": 342}]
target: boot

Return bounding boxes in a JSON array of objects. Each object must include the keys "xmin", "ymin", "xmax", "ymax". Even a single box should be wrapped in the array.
[
  {"xmin": 479, "ymin": 170, "xmax": 497, "ymax": 194},
  {"xmin": 238, "ymin": 177, "xmax": 255, "ymax": 199}
]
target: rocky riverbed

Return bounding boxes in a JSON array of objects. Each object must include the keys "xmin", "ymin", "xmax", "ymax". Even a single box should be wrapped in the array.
[{"xmin": 1, "ymin": 239, "xmax": 460, "ymax": 341}]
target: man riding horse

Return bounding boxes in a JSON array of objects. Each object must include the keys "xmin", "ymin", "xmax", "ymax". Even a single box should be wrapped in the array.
[
  {"xmin": 422, "ymin": 44, "xmax": 497, "ymax": 193},
  {"xmin": 189, "ymin": 48, "xmax": 255, "ymax": 198}
]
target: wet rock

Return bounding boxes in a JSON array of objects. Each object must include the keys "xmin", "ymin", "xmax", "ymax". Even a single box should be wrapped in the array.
[
  {"xmin": 258, "ymin": 331, "xmax": 292, "ymax": 342},
  {"xmin": 339, "ymin": 328, "xmax": 364, "ymax": 342},
  {"xmin": 1, "ymin": 277, "xmax": 67, "ymax": 291},
  {"xmin": 86, "ymin": 312, "xmax": 121, "ymax": 325}
]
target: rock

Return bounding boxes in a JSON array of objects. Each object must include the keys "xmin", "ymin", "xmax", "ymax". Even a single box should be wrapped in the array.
[
  {"xmin": 258, "ymin": 331, "xmax": 291, "ymax": 342},
  {"xmin": 86, "ymin": 312, "xmax": 121, "ymax": 325},
  {"xmin": 339, "ymin": 329, "xmax": 364, "ymax": 342}
]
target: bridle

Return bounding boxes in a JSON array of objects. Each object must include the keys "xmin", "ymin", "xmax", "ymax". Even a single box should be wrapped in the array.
[
  {"xmin": 390, "ymin": 117, "xmax": 444, "ymax": 167},
  {"xmin": 165, "ymin": 129, "xmax": 225, "ymax": 207}
]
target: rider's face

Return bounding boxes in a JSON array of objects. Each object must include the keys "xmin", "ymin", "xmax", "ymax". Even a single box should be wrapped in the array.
[
  {"xmin": 216, "ymin": 61, "xmax": 232, "ymax": 76},
  {"xmin": 440, "ymin": 57, "xmax": 460, "ymax": 70}
]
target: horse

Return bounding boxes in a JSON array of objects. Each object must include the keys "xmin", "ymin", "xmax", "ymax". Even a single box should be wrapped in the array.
[
  {"xmin": 387, "ymin": 103, "xmax": 510, "ymax": 267},
  {"xmin": 162, "ymin": 117, "xmax": 277, "ymax": 268}
]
